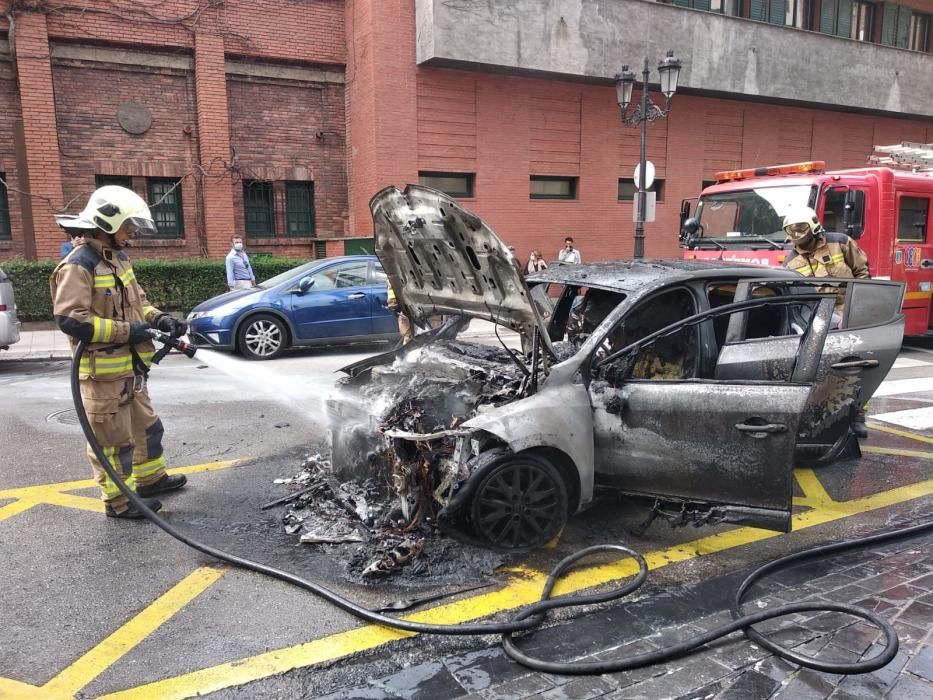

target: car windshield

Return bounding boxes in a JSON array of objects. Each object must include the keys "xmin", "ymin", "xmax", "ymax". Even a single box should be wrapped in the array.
[
  {"xmin": 258, "ymin": 259, "xmax": 336, "ymax": 289},
  {"xmin": 695, "ymin": 185, "xmax": 815, "ymax": 243}
]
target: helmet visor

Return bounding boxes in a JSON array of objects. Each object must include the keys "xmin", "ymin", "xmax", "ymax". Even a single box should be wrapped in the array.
[
  {"xmin": 124, "ymin": 216, "xmax": 158, "ymax": 238},
  {"xmin": 785, "ymin": 222, "xmax": 812, "ymax": 240}
]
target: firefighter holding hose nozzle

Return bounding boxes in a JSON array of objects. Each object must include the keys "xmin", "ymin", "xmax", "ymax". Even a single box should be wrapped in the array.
[{"xmin": 51, "ymin": 186, "xmax": 190, "ymax": 518}]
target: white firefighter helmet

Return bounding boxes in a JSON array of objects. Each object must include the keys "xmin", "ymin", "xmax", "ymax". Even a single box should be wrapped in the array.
[
  {"xmin": 782, "ymin": 206, "xmax": 821, "ymax": 243},
  {"xmin": 55, "ymin": 186, "xmax": 157, "ymax": 237}
]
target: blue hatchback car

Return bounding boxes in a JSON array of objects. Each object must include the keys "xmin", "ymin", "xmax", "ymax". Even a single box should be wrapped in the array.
[{"xmin": 186, "ymin": 255, "xmax": 399, "ymax": 360}]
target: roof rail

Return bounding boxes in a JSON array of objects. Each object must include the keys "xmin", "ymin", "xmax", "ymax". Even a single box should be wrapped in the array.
[{"xmin": 868, "ymin": 142, "xmax": 933, "ymax": 173}]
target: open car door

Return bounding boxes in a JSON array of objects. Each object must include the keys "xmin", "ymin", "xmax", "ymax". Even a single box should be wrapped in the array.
[
  {"xmin": 716, "ymin": 278, "xmax": 904, "ymax": 463},
  {"xmin": 588, "ymin": 294, "xmax": 836, "ymax": 533}
]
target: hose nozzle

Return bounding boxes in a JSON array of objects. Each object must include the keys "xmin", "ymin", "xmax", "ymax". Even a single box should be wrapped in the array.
[{"xmin": 147, "ymin": 328, "xmax": 198, "ymax": 360}]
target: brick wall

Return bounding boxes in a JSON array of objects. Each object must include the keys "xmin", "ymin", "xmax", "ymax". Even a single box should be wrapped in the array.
[
  {"xmin": 52, "ymin": 62, "xmax": 201, "ymax": 259},
  {"xmin": 227, "ymin": 76, "xmax": 348, "ymax": 255},
  {"xmin": 0, "ymin": 71, "xmax": 24, "ymax": 257},
  {"xmin": 410, "ymin": 66, "xmax": 933, "ymax": 264}
]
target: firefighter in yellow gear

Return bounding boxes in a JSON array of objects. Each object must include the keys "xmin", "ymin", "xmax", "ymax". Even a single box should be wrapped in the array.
[
  {"xmin": 50, "ymin": 186, "xmax": 189, "ymax": 518},
  {"xmin": 783, "ymin": 205, "xmax": 871, "ymax": 438},
  {"xmin": 783, "ymin": 205, "xmax": 870, "ymax": 325}
]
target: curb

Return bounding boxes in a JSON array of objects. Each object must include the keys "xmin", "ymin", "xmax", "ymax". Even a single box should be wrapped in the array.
[{"xmin": 0, "ymin": 353, "xmax": 72, "ymax": 362}]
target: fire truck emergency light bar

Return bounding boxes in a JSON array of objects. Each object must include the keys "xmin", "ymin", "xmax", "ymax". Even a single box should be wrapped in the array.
[{"xmin": 713, "ymin": 161, "xmax": 826, "ymax": 183}]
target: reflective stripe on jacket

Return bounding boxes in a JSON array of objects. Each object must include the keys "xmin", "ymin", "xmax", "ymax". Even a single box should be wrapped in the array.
[
  {"xmin": 784, "ymin": 232, "xmax": 870, "ymax": 308},
  {"xmin": 50, "ymin": 238, "xmax": 161, "ymax": 380}
]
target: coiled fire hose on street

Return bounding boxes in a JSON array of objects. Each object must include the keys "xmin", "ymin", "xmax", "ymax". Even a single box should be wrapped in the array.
[{"xmin": 71, "ymin": 336, "xmax": 933, "ymax": 675}]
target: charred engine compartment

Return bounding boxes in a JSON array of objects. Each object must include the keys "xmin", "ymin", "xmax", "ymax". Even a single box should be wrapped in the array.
[{"xmin": 276, "ymin": 339, "xmax": 529, "ymax": 578}]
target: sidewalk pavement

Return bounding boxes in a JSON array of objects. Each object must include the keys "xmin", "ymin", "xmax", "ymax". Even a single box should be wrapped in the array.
[
  {"xmin": 0, "ymin": 320, "xmax": 517, "ymax": 362},
  {"xmin": 314, "ymin": 522, "xmax": 933, "ymax": 700}
]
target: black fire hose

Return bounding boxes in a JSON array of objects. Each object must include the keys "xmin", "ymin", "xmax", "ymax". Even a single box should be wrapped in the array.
[{"xmin": 71, "ymin": 336, "xmax": 932, "ymax": 676}]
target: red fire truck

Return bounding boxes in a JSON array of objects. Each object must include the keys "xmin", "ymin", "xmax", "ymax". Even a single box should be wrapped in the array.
[{"xmin": 680, "ymin": 145, "xmax": 933, "ymax": 336}]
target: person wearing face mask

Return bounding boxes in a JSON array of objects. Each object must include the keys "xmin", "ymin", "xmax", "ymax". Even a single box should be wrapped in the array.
[
  {"xmin": 558, "ymin": 236, "xmax": 581, "ymax": 264},
  {"xmin": 226, "ymin": 236, "xmax": 256, "ymax": 291}
]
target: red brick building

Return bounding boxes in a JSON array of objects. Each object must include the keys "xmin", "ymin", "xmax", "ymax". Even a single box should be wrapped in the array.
[{"xmin": 0, "ymin": 0, "xmax": 931, "ymax": 263}]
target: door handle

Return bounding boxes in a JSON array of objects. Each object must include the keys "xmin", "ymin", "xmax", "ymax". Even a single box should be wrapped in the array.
[
  {"xmin": 347, "ymin": 292, "xmax": 366, "ymax": 300},
  {"xmin": 831, "ymin": 359, "xmax": 879, "ymax": 370},
  {"xmin": 734, "ymin": 422, "xmax": 787, "ymax": 434}
]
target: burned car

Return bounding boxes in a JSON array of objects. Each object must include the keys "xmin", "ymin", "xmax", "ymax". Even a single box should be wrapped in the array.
[{"xmin": 327, "ymin": 185, "xmax": 904, "ymax": 551}]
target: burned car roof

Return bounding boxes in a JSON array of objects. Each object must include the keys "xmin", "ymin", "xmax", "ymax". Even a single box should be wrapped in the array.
[{"xmin": 528, "ymin": 259, "xmax": 799, "ymax": 293}]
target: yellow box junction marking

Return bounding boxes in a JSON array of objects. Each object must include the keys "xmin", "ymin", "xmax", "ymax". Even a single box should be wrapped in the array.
[
  {"xmin": 0, "ymin": 460, "xmax": 242, "ymax": 523},
  {"xmin": 2, "ymin": 440, "xmax": 932, "ymax": 700}
]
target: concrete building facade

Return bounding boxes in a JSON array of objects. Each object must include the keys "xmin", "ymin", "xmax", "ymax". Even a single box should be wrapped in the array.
[{"xmin": 1, "ymin": 0, "xmax": 931, "ymax": 263}]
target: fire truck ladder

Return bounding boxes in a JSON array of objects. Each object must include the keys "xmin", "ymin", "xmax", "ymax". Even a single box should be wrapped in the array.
[{"xmin": 869, "ymin": 142, "xmax": 933, "ymax": 173}]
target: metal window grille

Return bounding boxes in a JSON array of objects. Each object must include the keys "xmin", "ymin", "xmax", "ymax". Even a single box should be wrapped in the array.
[
  {"xmin": 243, "ymin": 181, "xmax": 275, "ymax": 237},
  {"xmin": 314, "ymin": 240, "xmax": 327, "ymax": 259},
  {"xmin": 285, "ymin": 182, "xmax": 315, "ymax": 237},
  {"xmin": 0, "ymin": 173, "xmax": 10, "ymax": 240},
  {"xmin": 147, "ymin": 178, "xmax": 184, "ymax": 238}
]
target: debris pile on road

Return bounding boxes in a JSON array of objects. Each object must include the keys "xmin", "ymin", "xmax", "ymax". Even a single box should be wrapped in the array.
[{"xmin": 273, "ymin": 340, "xmax": 526, "ymax": 579}]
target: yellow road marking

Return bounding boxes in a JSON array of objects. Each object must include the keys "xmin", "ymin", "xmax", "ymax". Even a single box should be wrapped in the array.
[
  {"xmin": 0, "ymin": 460, "xmax": 243, "ymax": 522},
  {"xmin": 795, "ymin": 468, "xmax": 834, "ymax": 506},
  {"xmin": 0, "ymin": 498, "xmax": 41, "ymax": 523},
  {"xmin": 99, "ymin": 476, "xmax": 933, "ymax": 700},
  {"xmin": 0, "ymin": 677, "xmax": 47, "ymax": 699},
  {"xmin": 862, "ymin": 445, "xmax": 933, "ymax": 459},
  {"xmin": 867, "ymin": 422, "xmax": 933, "ymax": 445},
  {"xmin": 42, "ymin": 566, "xmax": 228, "ymax": 697}
]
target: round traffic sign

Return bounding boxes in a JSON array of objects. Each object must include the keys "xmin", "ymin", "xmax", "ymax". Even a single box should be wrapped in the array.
[{"xmin": 633, "ymin": 161, "xmax": 656, "ymax": 189}]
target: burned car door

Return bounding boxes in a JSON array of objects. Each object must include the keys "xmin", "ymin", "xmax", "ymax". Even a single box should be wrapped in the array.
[
  {"xmin": 717, "ymin": 278, "xmax": 904, "ymax": 460},
  {"xmin": 588, "ymin": 294, "xmax": 836, "ymax": 532}
]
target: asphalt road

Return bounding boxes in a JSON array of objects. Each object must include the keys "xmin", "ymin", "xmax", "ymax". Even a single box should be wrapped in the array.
[{"xmin": 0, "ymin": 339, "xmax": 931, "ymax": 699}]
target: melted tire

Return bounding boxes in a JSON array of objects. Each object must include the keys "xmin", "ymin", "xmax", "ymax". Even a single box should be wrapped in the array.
[{"xmin": 470, "ymin": 453, "xmax": 568, "ymax": 551}]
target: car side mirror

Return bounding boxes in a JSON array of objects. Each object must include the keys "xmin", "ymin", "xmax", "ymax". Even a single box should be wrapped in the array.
[
  {"xmin": 843, "ymin": 189, "xmax": 865, "ymax": 240},
  {"xmin": 297, "ymin": 276, "xmax": 314, "ymax": 293},
  {"xmin": 680, "ymin": 217, "xmax": 699, "ymax": 244}
]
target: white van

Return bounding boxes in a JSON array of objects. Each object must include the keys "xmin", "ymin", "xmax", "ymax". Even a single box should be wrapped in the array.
[{"xmin": 0, "ymin": 266, "xmax": 21, "ymax": 350}]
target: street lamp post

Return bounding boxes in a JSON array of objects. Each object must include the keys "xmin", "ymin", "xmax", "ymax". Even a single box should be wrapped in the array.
[{"xmin": 615, "ymin": 50, "xmax": 682, "ymax": 259}]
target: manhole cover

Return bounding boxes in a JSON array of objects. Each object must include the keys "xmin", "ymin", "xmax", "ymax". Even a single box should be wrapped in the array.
[{"xmin": 47, "ymin": 409, "xmax": 79, "ymax": 426}]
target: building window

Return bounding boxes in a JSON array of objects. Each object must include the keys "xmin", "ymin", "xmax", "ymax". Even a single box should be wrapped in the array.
[
  {"xmin": 0, "ymin": 173, "xmax": 10, "ymax": 240},
  {"xmin": 851, "ymin": 1, "xmax": 875, "ymax": 40},
  {"xmin": 285, "ymin": 182, "xmax": 315, "ymax": 237},
  {"xmin": 95, "ymin": 175, "xmax": 133, "ymax": 189},
  {"xmin": 146, "ymin": 178, "xmax": 184, "ymax": 238},
  {"xmin": 909, "ymin": 12, "xmax": 931, "ymax": 50},
  {"xmin": 785, "ymin": 0, "xmax": 810, "ymax": 28},
  {"xmin": 530, "ymin": 176, "xmax": 577, "ymax": 200},
  {"xmin": 619, "ymin": 178, "xmax": 665, "ymax": 202},
  {"xmin": 897, "ymin": 196, "xmax": 929, "ymax": 242},
  {"xmin": 243, "ymin": 181, "xmax": 275, "ymax": 237},
  {"xmin": 711, "ymin": 0, "xmax": 744, "ymax": 16},
  {"xmin": 418, "ymin": 172, "xmax": 475, "ymax": 198},
  {"xmin": 882, "ymin": 3, "xmax": 913, "ymax": 48}
]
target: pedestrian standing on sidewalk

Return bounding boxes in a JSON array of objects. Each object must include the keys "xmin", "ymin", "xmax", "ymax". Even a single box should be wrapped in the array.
[
  {"xmin": 558, "ymin": 236, "xmax": 582, "ymax": 264},
  {"xmin": 226, "ymin": 236, "xmax": 256, "ymax": 291},
  {"xmin": 50, "ymin": 186, "xmax": 189, "ymax": 518},
  {"xmin": 526, "ymin": 249, "xmax": 548, "ymax": 275}
]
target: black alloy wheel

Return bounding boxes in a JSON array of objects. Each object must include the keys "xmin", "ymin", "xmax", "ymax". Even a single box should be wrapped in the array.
[
  {"xmin": 471, "ymin": 454, "xmax": 568, "ymax": 550},
  {"xmin": 237, "ymin": 313, "xmax": 287, "ymax": 360}
]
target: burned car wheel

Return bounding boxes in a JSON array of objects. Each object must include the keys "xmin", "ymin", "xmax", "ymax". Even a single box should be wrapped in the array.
[
  {"xmin": 237, "ymin": 313, "xmax": 287, "ymax": 360},
  {"xmin": 470, "ymin": 453, "xmax": 568, "ymax": 551}
]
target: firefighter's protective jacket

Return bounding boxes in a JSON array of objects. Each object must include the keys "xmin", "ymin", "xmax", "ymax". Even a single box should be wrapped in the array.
[
  {"xmin": 50, "ymin": 238, "xmax": 162, "ymax": 380},
  {"xmin": 784, "ymin": 232, "xmax": 870, "ymax": 308}
]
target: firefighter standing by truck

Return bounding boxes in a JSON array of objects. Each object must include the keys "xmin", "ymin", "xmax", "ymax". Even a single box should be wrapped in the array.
[
  {"xmin": 783, "ymin": 205, "xmax": 870, "ymax": 324},
  {"xmin": 783, "ymin": 205, "xmax": 871, "ymax": 437},
  {"xmin": 51, "ymin": 186, "xmax": 189, "ymax": 518}
]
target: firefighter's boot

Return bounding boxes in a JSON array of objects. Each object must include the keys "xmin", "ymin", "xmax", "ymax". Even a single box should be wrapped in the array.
[
  {"xmin": 106, "ymin": 497, "xmax": 162, "ymax": 519},
  {"xmin": 852, "ymin": 410, "xmax": 868, "ymax": 439},
  {"xmin": 137, "ymin": 473, "xmax": 187, "ymax": 497}
]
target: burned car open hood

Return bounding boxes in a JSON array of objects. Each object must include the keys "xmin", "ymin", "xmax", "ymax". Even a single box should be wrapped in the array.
[{"xmin": 370, "ymin": 185, "xmax": 548, "ymax": 344}]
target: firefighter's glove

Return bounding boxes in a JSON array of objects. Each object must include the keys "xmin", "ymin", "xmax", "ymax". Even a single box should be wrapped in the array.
[
  {"xmin": 128, "ymin": 322, "xmax": 153, "ymax": 345},
  {"xmin": 156, "ymin": 314, "xmax": 188, "ymax": 339}
]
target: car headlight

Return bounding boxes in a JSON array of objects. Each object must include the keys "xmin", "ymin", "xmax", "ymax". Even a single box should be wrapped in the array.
[{"xmin": 187, "ymin": 311, "xmax": 208, "ymax": 321}]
